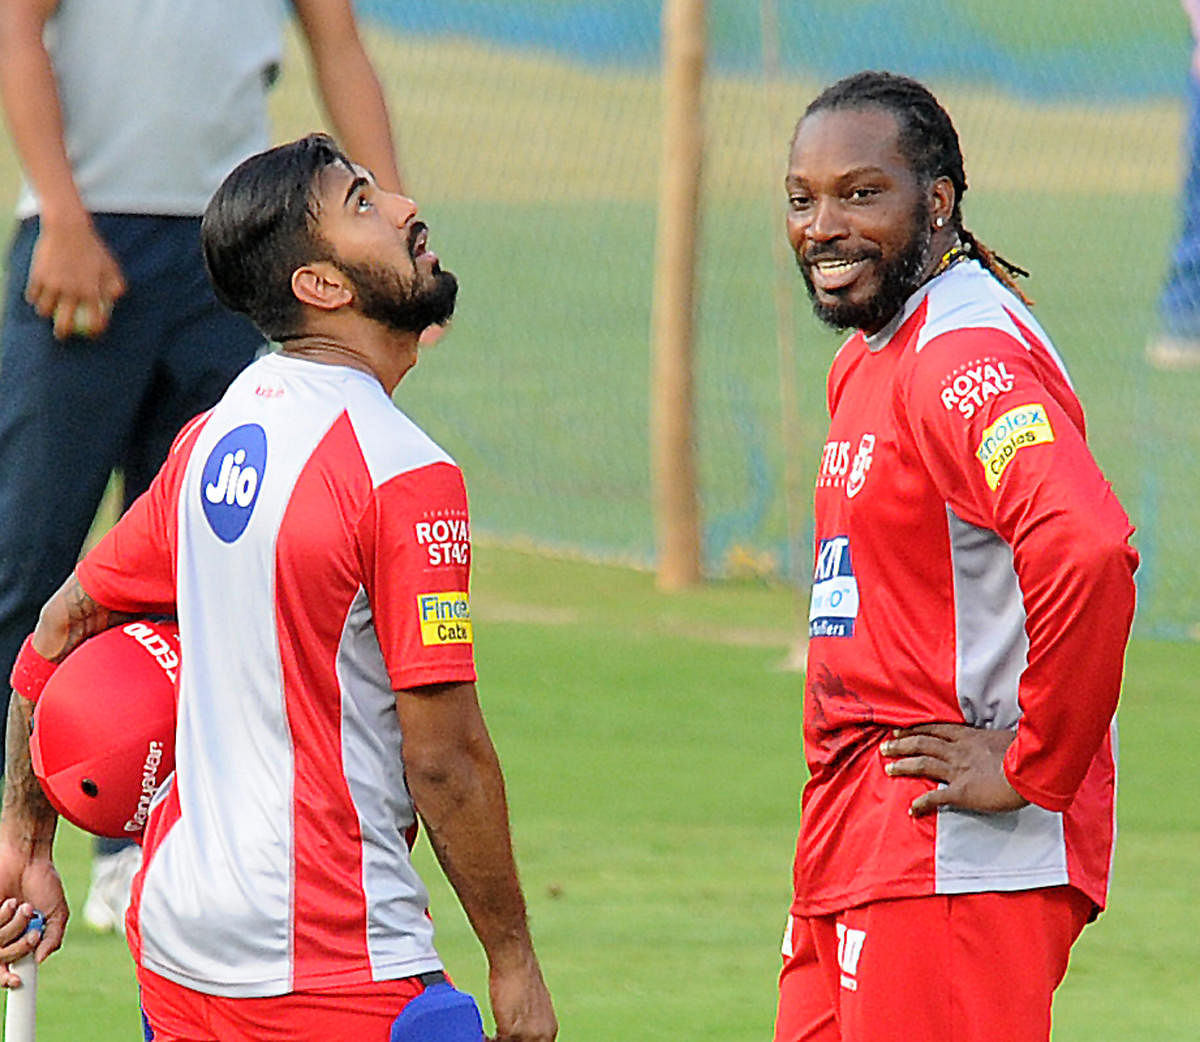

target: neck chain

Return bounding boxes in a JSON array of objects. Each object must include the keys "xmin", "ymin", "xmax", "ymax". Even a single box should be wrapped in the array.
[{"xmin": 931, "ymin": 240, "xmax": 969, "ymax": 279}]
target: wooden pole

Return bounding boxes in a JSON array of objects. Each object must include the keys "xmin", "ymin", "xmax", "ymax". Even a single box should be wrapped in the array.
[{"xmin": 651, "ymin": 0, "xmax": 705, "ymax": 590}]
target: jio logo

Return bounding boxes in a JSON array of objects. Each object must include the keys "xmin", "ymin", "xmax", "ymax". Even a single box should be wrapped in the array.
[{"xmin": 200, "ymin": 423, "xmax": 267, "ymax": 543}]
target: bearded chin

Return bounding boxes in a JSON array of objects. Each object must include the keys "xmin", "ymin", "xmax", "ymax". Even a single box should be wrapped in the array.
[
  {"xmin": 804, "ymin": 205, "xmax": 932, "ymax": 334},
  {"xmin": 370, "ymin": 268, "xmax": 458, "ymax": 334},
  {"xmin": 342, "ymin": 257, "xmax": 459, "ymax": 334}
]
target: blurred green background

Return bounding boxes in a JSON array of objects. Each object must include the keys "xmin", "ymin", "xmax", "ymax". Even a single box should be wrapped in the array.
[{"xmin": 1, "ymin": 2, "xmax": 1193, "ymax": 632}]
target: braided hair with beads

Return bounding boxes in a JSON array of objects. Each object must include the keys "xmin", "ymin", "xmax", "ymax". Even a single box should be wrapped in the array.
[{"xmin": 799, "ymin": 70, "xmax": 1033, "ymax": 306}]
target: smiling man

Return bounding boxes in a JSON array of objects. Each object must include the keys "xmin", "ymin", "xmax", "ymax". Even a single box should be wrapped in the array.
[
  {"xmin": 0, "ymin": 134, "xmax": 556, "ymax": 1042},
  {"xmin": 775, "ymin": 72, "xmax": 1139, "ymax": 1042}
]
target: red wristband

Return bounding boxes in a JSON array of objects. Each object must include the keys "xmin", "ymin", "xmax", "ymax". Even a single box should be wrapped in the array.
[{"xmin": 10, "ymin": 634, "xmax": 58, "ymax": 702}]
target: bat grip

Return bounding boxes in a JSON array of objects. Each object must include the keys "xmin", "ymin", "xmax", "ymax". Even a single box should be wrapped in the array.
[{"xmin": 4, "ymin": 912, "xmax": 44, "ymax": 1042}]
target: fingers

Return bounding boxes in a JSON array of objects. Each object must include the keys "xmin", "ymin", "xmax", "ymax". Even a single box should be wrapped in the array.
[
  {"xmin": 52, "ymin": 297, "xmax": 115, "ymax": 339},
  {"xmin": 25, "ymin": 277, "xmax": 58, "ymax": 321},
  {"xmin": 880, "ymin": 732, "xmax": 955, "ymax": 816},
  {"xmin": 50, "ymin": 296, "xmax": 81, "ymax": 338},
  {"xmin": 33, "ymin": 915, "xmax": 64, "ymax": 964},
  {"xmin": 883, "ymin": 754, "xmax": 948, "ymax": 783},
  {"xmin": 880, "ymin": 734, "xmax": 952, "ymax": 781},
  {"xmin": 23, "ymin": 225, "xmax": 126, "ymax": 339},
  {"xmin": 880, "ymin": 733, "xmax": 948, "ymax": 759},
  {"xmin": 0, "ymin": 898, "xmax": 22, "ymax": 948},
  {"xmin": 0, "ymin": 902, "xmax": 43, "ymax": 977},
  {"xmin": 102, "ymin": 266, "xmax": 128, "ymax": 305},
  {"xmin": 909, "ymin": 784, "xmax": 958, "ymax": 818}
]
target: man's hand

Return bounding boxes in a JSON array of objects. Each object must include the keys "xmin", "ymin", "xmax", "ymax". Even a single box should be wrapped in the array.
[
  {"xmin": 26, "ymin": 218, "xmax": 126, "ymax": 339},
  {"xmin": 488, "ymin": 955, "xmax": 557, "ymax": 1042},
  {"xmin": 880, "ymin": 723, "xmax": 1029, "ymax": 817},
  {"xmin": 0, "ymin": 855, "xmax": 67, "ymax": 985}
]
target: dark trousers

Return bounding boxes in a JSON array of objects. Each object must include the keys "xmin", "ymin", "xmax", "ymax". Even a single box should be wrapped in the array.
[{"xmin": 0, "ymin": 214, "xmax": 264, "ymax": 771}]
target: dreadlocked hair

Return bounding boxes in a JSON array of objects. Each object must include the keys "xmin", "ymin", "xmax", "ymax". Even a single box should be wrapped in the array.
[{"xmin": 800, "ymin": 70, "xmax": 1033, "ymax": 306}]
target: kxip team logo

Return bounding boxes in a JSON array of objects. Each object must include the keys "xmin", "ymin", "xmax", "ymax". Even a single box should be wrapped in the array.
[
  {"xmin": 845, "ymin": 434, "xmax": 875, "ymax": 499},
  {"xmin": 201, "ymin": 423, "xmax": 267, "ymax": 543},
  {"xmin": 809, "ymin": 535, "xmax": 860, "ymax": 638}
]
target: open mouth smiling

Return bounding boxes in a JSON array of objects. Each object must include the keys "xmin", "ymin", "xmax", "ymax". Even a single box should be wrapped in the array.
[{"xmin": 807, "ymin": 255, "xmax": 871, "ymax": 291}]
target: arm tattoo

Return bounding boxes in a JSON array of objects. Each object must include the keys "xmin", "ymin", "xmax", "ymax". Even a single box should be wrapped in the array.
[
  {"xmin": 2, "ymin": 692, "xmax": 56, "ymax": 838},
  {"xmin": 63, "ymin": 577, "xmax": 113, "ymax": 652},
  {"xmin": 43, "ymin": 574, "xmax": 136, "ymax": 662}
]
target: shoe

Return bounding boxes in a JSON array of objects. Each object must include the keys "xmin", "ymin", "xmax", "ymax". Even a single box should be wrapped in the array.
[
  {"xmin": 1147, "ymin": 334, "xmax": 1200, "ymax": 370},
  {"xmin": 81, "ymin": 845, "xmax": 141, "ymax": 935}
]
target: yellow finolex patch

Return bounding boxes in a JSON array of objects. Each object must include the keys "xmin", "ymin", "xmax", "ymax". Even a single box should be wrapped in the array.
[
  {"xmin": 975, "ymin": 404, "xmax": 1055, "ymax": 490},
  {"xmin": 417, "ymin": 591, "xmax": 474, "ymax": 645}
]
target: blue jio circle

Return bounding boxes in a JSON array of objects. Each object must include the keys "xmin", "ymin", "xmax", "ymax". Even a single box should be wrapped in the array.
[{"xmin": 200, "ymin": 423, "xmax": 268, "ymax": 543}]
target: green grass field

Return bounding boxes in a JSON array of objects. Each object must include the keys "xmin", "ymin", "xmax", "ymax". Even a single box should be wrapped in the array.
[{"xmin": 8, "ymin": 547, "xmax": 1199, "ymax": 1040}]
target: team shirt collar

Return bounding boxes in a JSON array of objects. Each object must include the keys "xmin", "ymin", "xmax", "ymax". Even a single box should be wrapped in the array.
[{"xmin": 862, "ymin": 258, "xmax": 981, "ymax": 353}]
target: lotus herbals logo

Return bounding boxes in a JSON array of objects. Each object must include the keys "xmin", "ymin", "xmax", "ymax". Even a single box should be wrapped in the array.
[{"xmin": 201, "ymin": 424, "xmax": 267, "ymax": 542}]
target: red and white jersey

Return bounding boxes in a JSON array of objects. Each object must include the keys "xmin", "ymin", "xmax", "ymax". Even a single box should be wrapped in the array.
[
  {"xmin": 794, "ymin": 260, "xmax": 1138, "ymax": 917},
  {"xmin": 77, "ymin": 353, "xmax": 477, "ymax": 996}
]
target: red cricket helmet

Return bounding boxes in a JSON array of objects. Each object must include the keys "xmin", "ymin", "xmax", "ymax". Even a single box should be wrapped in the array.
[{"xmin": 30, "ymin": 619, "xmax": 179, "ymax": 840}]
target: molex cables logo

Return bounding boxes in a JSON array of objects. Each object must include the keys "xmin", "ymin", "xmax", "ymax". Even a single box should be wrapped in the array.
[{"xmin": 201, "ymin": 423, "xmax": 267, "ymax": 543}]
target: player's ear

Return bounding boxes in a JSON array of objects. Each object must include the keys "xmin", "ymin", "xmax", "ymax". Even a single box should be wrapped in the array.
[
  {"xmin": 929, "ymin": 175, "xmax": 955, "ymax": 229},
  {"xmin": 291, "ymin": 262, "xmax": 353, "ymax": 311}
]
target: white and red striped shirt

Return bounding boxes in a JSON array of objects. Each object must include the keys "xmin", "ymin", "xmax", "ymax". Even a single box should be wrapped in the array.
[
  {"xmin": 78, "ymin": 352, "xmax": 476, "ymax": 996},
  {"xmin": 795, "ymin": 260, "xmax": 1138, "ymax": 917}
]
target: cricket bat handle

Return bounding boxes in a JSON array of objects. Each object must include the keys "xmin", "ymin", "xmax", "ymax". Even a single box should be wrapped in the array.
[{"xmin": 4, "ymin": 913, "xmax": 44, "ymax": 1042}]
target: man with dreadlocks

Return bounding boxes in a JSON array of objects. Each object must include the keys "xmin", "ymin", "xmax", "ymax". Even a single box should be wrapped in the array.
[{"xmin": 775, "ymin": 71, "xmax": 1139, "ymax": 1042}]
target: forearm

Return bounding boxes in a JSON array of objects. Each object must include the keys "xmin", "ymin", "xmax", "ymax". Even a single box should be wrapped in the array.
[
  {"xmin": 293, "ymin": 0, "xmax": 404, "ymax": 192},
  {"xmin": 409, "ymin": 737, "xmax": 538, "ymax": 969},
  {"xmin": 3, "ymin": 570, "xmax": 125, "ymax": 843},
  {"xmin": 1005, "ymin": 521, "xmax": 1138, "ymax": 810},
  {"xmin": 1, "ymin": 694, "xmax": 57, "ymax": 855},
  {"xmin": 0, "ymin": 1, "xmax": 89, "ymax": 226},
  {"xmin": 33, "ymin": 572, "xmax": 133, "ymax": 661},
  {"xmin": 314, "ymin": 59, "xmax": 403, "ymax": 193}
]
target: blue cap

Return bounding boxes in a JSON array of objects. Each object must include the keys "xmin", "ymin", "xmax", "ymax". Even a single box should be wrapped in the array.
[{"xmin": 390, "ymin": 982, "xmax": 484, "ymax": 1042}]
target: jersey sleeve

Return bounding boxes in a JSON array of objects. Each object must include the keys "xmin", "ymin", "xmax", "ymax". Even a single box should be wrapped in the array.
[
  {"xmin": 75, "ymin": 414, "xmax": 207, "ymax": 613},
  {"xmin": 903, "ymin": 328, "xmax": 1138, "ymax": 812},
  {"xmin": 356, "ymin": 460, "xmax": 477, "ymax": 691}
]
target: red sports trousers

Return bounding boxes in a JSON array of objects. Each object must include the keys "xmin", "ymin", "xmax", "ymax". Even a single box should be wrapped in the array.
[{"xmin": 774, "ymin": 886, "xmax": 1093, "ymax": 1042}]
